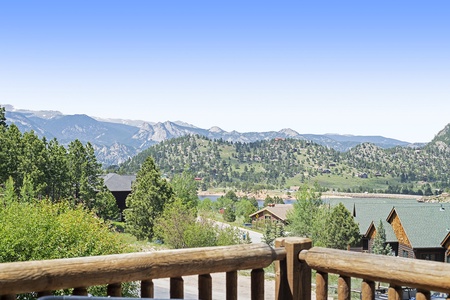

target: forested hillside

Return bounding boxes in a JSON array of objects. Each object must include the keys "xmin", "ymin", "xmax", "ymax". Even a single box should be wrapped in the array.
[{"xmin": 118, "ymin": 128, "xmax": 450, "ymax": 196}]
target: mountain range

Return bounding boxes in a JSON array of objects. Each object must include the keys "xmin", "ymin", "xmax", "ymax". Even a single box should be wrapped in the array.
[{"xmin": 2, "ymin": 104, "xmax": 423, "ymax": 167}]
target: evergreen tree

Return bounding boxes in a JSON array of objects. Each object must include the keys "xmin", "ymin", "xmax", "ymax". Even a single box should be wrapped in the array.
[
  {"xmin": 2, "ymin": 176, "xmax": 17, "ymax": 207},
  {"xmin": 372, "ymin": 220, "xmax": 393, "ymax": 255},
  {"xmin": 0, "ymin": 105, "xmax": 6, "ymax": 128},
  {"xmin": 327, "ymin": 203, "xmax": 360, "ymax": 250},
  {"xmin": 20, "ymin": 174, "xmax": 35, "ymax": 203},
  {"xmin": 124, "ymin": 156, "xmax": 174, "ymax": 240},
  {"xmin": 45, "ymin": 139, "xmax": 70, "ymax": 201}
]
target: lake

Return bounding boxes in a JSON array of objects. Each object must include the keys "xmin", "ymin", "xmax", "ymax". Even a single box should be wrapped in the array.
[{"xmin": 198, "ymin": 195, "xmax": 420, "ymax": 208}]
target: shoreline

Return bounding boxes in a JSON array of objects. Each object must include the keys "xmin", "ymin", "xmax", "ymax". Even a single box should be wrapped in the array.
[{"xmin": 198, "ymin": 190, "xmax": 423, "ymax": 201}]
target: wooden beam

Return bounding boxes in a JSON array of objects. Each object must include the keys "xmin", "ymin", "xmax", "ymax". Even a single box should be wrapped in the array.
[
  {"xmin": 300, "ymin": 247, "xmax": 450, "ymax": 293},
  {"xmin": 199, "ymin": 274, "xmax": 212, "ymax": 300},
  {"xmin": 0, "ymin": 243, "xmax": 276, "ymax": 295},
  {"xmin": 170, "ymin": 277, "xmax": 183, "ymax": 299},
  {"xmin": 226, "ymin": 271, "xmax": 238, "ymax": 300},
  {"xmin": 251, "ymin": 268, "xmax": 264, "ymax": 300},
  {"xmin": 141, "ymin": 279, "xmax": 154, "ymax": 298},
  {"xmin": 316, "ymin": 271, "xmax": 328, "ymax": 300},
  {"xmin": 338, "ymin": 276, "xmax": 350, "ymax": 300},
  {"xmin": 361, "ymin": 280, "xmax": 375, "ymax": 300}
]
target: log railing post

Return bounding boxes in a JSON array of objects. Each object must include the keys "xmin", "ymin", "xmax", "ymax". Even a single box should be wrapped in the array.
[
  {"xmin": 72, "ymin": 287, "xmax": 88, "ymax": 296},
  {"xmin": 226, "ymin": 270, "xmax": 238, "ymax": 300},
  {"xmin": 251, "ymin": 268, "xmax": 264, "ymax": 300},
  {"xmin": 170, "ymin": 277, "xmax": 184, "ymax": 299},
  {"xmin": 416, "ymin": 289, "xmax": 431, "ymax": 300},
  {"xmin": 361, "ymin": 280, "xmax": 375, "ymax": 300},
  {"xmin": 316, "ymin": 271, "xmax": 328, "ymax": 300},
  {"xmin": 37, "ymin": 291, "xmax": 52, "ymax": 298},
  {"xmin": 199, "ymin": 274, "xmax": 212, "ymax": 300},
  {"xmin": 338, "ymin": 275, "xmax": 351, "ymax": 300},
  {"xmin": 388, "ymin": 285, "xmax": 402, "ymax": 300},
  {"xmin": 275, "ymin": 237, "xmax": 312, "ymax": 300},
  {"xmin": 107, "ymin": 283, "xmax": 121, "ymax": 297},
  {"xmin": 141, "ymin": 280, "xmax": 154, "ymax": 298}
]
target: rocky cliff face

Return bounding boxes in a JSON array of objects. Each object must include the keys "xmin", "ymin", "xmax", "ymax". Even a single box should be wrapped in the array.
[{"xmin": 3, "ymin": 104, "xmax": 418, "ymax": 167}]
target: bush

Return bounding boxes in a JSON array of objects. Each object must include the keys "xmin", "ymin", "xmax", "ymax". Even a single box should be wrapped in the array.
[{"xmin": 0, "ymin": 200, "xmax": 136, "ymax": 297}]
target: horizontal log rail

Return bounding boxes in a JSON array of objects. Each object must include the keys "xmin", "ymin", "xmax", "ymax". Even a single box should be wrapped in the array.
[
  {"xmin": 298, "ymin": 246, "xmax": 450, "ymax": 300},
  {"xmin": 2, "ymin": 237, "xmax": 449, "ymax": 300},
  {"xmin": 299, "ymin": 247, "xmax": 450, "ymax": 293},
  {"xmin": 0, "ymin": 242, "xmax": 287, "ymax": 298}
]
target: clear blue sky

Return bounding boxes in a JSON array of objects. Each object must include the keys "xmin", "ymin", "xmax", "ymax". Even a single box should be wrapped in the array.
[{"xmin": 1, "ymin": 1, "xmax": 449, "ymax": 143}]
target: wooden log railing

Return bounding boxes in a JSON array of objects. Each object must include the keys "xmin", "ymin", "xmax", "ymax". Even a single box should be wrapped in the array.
[
  {"xmin": 295, "ymin": 241, "xmax": 450, "ymax": 300},
  {"xmin": 0, "ymin": 241, "xmax": 291, "ymax": 300},
  {"xmin": 1, "ymin": 237, "xmax": 450, "ymax": 300}
]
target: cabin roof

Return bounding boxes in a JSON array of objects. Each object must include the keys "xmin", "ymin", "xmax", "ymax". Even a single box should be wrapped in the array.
[
  {"xmin": 387, "ymin": 203, "xmax": 450, "ymax": 248},
  {"xmin": 339, "ymin": 201, "xmax": 398, "ymax": 239},
  {"xmin": 102, "ymin": 173, "xmax": 136, "ymax": 192},
  {"xmin": 249, "ymin": 204, "xmax": 293, "ymax": 221}
]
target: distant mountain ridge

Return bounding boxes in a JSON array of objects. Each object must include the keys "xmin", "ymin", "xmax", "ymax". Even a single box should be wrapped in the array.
[{"xmin": 2, "ymin": 104, "xmax": 423, "ymax": 166}]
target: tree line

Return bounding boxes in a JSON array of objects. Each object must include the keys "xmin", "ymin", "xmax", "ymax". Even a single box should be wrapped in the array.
[
  {"xmin": 117, "ymin": 133, "xmax": 450, "ymax": 196},
  {"xmin": 0, "ymin": 106, "xmax": 118, "ymax": 220}
]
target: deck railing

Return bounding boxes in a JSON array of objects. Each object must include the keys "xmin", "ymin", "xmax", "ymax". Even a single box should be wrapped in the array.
[{"xmin": 1, "ymin": 237, "xmax": 450, "ymax": 300}]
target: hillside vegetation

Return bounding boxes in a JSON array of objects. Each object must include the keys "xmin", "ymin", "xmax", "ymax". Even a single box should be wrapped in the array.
[{"xmin": 118, "ymin": 125, "xmax": 450, "ymax": 196}]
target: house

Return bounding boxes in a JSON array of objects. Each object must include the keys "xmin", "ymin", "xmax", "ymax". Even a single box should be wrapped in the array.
[
  {"xmin": 249, "ymin": 204, "xmax": 293, "ymax": 225},
  {"xmin": 338, "ymin": 201, "xmax": 399, "ymax": 252},
  {"xmin": 385, "ymin": 204, "xmax": 450, "ymax": 261},
  {"xmin": 441, "ymin": 232, "xmax": 450, "ymax": 263},
  {"xmin": 102, "ymin": 173, "xmax": 136, "ymax": 219}
]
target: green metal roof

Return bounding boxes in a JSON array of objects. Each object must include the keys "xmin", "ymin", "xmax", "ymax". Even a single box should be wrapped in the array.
[{"xmin": 390, "ymin": 203, "xmax": 450, "ymax": 248}]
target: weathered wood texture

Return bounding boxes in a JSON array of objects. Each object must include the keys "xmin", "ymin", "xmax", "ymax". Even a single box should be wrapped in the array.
[
  {"xmin": 226, "ymin": 271, "xmax": 238, "ymax": 300},
  {"xmin": 107, "ymin": 283, "xmax": 121, "ymax": 297},
  {"xmin": 338, "ymin": 276, "xmax": 350, "ymax": 300},
  {"xmin": 170, "ymin": 277, "xmax": 183, "ymax": 299},
  {"xmin": 390, "ymin": 212, "xmax": 412, "ymax": 248},
  {"xmin": 416, "ymin": 289, "xmax": 431, "ymax": 300},
  {"xmin": 198, "ymin": 274, "xmax": 212, "ymax": 300},
  {"xmin": 72, "ymin": 287, "xmax": 88, "ymax": 296},
  {"xmin": 251, "ymin": 268, "xmax": 264, "ymax": 300},
  {"xmin": 361, "ymin": 280, "xmax": 375, "ymax": 300},
  {"xmin": 0, "ymin": 242, "xmax": 278, "ymax": 295},
  {"xmin": 275, "ymin": 237, "xmax": 312, "ymax": 300},
  {"xmin": 316, "ymin": 271, "xmax": 328, "ymax": 300},
  {"xmin": 299, "ymin": 247, "xmax": 450, "ymax": 293},
  {"xmin": 388, "ymin": 285, "xmax": 402, "ymax": 300},
  {"xmin": 141, "ymin": 279, "xmax": 154, "ymax": 298}
]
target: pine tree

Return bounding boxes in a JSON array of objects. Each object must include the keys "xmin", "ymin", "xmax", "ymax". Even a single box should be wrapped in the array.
[
  {"xmin": 372, "ymin": 220, "xmax": 393, "ymax": 255},
  {"xmin": 124, "ymin": 156, "xmax": 174, "ymax": 241},
  {"xmin": 0, "ymin": 105, "xmax": 6, "ymax": 128},
  {"xmin": 327, "ymin": 203, "xmax": 360, "ymax": 250},
  {"xmin": 2, "ymin": 176, "xmax": 17, "ymax": 207},
  {"xmin": 20, "ymin": 174, "xmax": 35, "ymax": 203}
]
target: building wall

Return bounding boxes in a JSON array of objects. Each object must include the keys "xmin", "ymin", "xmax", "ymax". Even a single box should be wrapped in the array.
[{"xmin": 390, "ymin": 213, "xmax": 413, "ymax": 248}]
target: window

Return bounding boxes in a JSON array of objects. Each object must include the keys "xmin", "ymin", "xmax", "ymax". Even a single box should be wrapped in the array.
[
  {"xmin": 421, "ymin": 253, "xmax": 436, "ymax": 261},
  {"xmin": 402, "ymin": 250, "xmax": 409, "ymax": 258}
]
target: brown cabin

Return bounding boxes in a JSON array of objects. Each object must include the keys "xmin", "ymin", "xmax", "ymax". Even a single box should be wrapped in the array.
[{"xmin": 249, "ymin": 204, "xmax": 293, "ymax": 225}]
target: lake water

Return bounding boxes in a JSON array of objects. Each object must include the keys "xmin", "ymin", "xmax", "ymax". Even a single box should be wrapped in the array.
[{"xmin": 198, "ymin": 195, "xmax": 420, "ymax": 207}]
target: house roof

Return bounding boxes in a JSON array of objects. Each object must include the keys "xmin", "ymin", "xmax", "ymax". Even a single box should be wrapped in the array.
[
  {"xmin": 387, "ymin": 203, "xmax": 450, "ymax": 248},
  {"xmin": 249, "ymin": 204, "xmax": 293, "ymax": 221},
  {"xmin": 102, "ymin": 173, "xmax": 136, "ymax": 192},
  {"xmin": 338, "ymin": 201, "xmax": 399, "ymax": 239},
  {"xmin": 441, "ymin": 231, "xmax": 450, "ymax": 248}
]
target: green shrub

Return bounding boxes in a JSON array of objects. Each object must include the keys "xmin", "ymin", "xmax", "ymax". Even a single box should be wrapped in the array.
[{"xmin": 0, "ymin": 200, "xmax": 137, "ymax": 297}]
